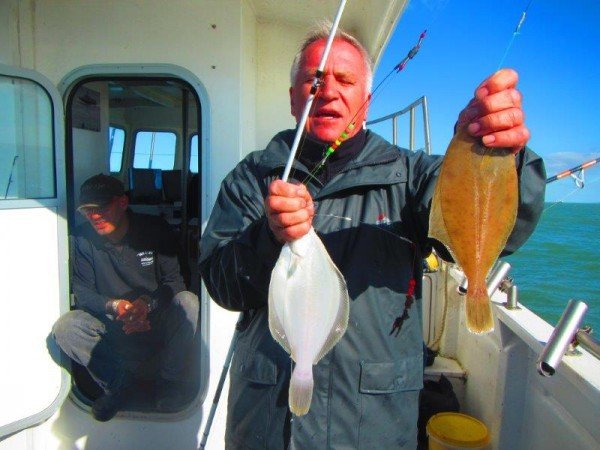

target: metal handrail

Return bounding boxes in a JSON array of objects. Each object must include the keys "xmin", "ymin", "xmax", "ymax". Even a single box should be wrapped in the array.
[{"xmin": 366, "ymin": 95, "xmax": 432, "ymax": 155}]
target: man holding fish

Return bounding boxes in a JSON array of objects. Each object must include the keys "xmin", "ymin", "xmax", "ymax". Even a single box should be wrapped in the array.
[{"xmin": 200, "ymin": 25, "xmax": 545, "ymax": 450}]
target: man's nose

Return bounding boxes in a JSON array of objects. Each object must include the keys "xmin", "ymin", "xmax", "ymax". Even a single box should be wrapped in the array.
[{"xmin": 319, "ymin": 75, "xmax": 338, "ymax": 99}]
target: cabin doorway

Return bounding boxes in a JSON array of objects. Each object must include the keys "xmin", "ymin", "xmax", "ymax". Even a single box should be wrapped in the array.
[{"xmin": 64, "ymin": 74, "xmax": 204, "ymax": 416}]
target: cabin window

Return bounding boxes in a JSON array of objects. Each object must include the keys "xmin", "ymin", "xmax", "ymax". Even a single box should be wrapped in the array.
[
  {"xmin": 190, "ymin": 134, "xmax": 199, "ymax": 173},
  {"xmin": 133, "ymin": 131, "xmax": 177, "ymax": 170},
  {"xmin": 109, "ymin": 126, "xmax": 126, "ymax": 173},
  {"xmin": 0, "ymin": 75, "xmax": 55, "ymax": 199}
]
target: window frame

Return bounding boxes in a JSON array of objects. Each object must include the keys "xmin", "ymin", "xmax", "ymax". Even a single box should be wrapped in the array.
[
  {"xmin": 0, "ymin": 73, "xmax": 58, "ymax": 202},
  {"xmin": 59, "ymin": 65, "xmax": 210, "ymax": 420},
  {"xmin": 0, "ymin": 63, "xmax": 70, "ymax": 439},
  {"xmin": 108, "ymin": 124, "xmax": 126, "ymax": 173}
]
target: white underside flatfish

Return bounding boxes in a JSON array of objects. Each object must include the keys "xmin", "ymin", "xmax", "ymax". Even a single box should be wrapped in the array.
[{"xmin": 268, "ymin": 227, "xmax": 349, "ymax": 416}]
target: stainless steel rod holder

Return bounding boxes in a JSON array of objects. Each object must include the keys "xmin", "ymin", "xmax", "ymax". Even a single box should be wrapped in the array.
[
  {"xmin": 575, "ymin": 329, "xmax": 600, "ymax": 360},
  {"xmin": 487, "ymin": 261, "xmax": 511, "ymax": 296},
  {"xmin": 457, "ymin": 275, "xmax": 468, "ymax": 295},
  {"xmin": 456, "ymin": 260, "xmax": 511, "ymax": 297},
  {"xmin": 537, "ymin": 299, "xmax": 588, "ymax": 376},
  {"xmin": 505, "ymin": 285, "xmax": 520, "ymax": 309}
]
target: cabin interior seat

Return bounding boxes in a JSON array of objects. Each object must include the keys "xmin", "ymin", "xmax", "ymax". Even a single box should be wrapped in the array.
[
  {"xmin": 162, "ymin": 169, "xmax": 183, "ymax": 204},
  {"xmin": 127, "ymin": 168, "xmax": 182, "ymax": 225}
]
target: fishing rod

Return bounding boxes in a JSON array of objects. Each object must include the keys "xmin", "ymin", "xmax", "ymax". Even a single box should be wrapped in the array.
[
  {"xmin": 304, "ymin": 29, "xmax": 427, "ymax": 182},
  {"xmin": 199, "ymin": 2, "xmax": 348, "ymax": 446},
  {"xmin": 496, "ymin": 2, "xmax": 599, "ymax": 192},
  {"xmin": 545, "ymin": 157, "xmax": 600, "ymax": 186},
  {"xmin": 281, "ymin": 0, "xmax": 348, "ymax": 182}
]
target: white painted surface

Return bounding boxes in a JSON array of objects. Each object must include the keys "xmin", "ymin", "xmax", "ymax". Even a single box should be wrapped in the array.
[{"xmin": 0, "ymin": 207, "xmax": 63, "ymax": 429}]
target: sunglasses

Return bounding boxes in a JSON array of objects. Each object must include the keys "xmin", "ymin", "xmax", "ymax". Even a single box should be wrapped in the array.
[{"xmin": 78, "ymin": 197, "xmax": 120, "ymax": 216}]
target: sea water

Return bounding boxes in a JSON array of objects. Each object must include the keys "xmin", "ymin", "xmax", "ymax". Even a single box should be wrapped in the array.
[{"xmin": 505, "ymin": 202, "xmax": 600, "ymax": 332}]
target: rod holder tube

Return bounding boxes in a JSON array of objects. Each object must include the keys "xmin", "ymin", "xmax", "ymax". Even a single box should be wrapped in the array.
[
  {"xmin": 575, "ymin": 329, "xmax": 600, "ymax": 360},
  {"xmin": 537, "ymin": 299, "xmax": 588, "ymax": 376},
  {"xmin": 505, "ymin": 285, "xmax": 519, "ymax": 309},
  {"xmin": 457, "ymin": 275, "xmax": 468, "ymax": 295},
  {"xmin": 486, "ymin": 261, "xmax": 511, "ymax": 297}
]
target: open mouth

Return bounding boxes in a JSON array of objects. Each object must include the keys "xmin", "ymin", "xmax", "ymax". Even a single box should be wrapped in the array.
[{"xmin": 313, "ymin": 109, "xmax": 342, "ymax": 120}]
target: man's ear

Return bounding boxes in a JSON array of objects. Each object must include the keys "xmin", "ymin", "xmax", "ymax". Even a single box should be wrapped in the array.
[
  {"xmin": 363, "ymin": 92, "xmax": 372, "ymax": 116},
  {"xmin": 289, "ymin": 86, "xmax": 296, "ymax": 117},
  {"xmin": 117, "ymin": 194, "xmax": 129, "ymax": 210}
]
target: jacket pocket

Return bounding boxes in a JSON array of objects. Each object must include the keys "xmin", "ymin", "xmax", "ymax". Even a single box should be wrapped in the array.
[
  {"xmin": 238, "ymin": 347, "xmax": 278, "ymax": 385},
  {"xmin": 359, "ymin": 356, "xmax": 423, "ymax": 394},
  {"xmin": 357, "ymin": 356, "xmax": 423, "ymax": 448},
  {"xmin": 226, "ymin": 343, "xmax": 283, "ymax": 449}
]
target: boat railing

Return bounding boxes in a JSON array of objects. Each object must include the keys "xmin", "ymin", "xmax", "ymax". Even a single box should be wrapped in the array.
[
  {"xmin": 366, "ymin": 95, "xmax": 432, "ymax": 155},
  {"xmin": 458, "ymin": 260, "xmax": 600, "ymax": 368}
]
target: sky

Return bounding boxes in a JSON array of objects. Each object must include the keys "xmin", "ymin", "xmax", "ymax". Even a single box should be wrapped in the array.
[{"xmin": 367, "ymin": 0, "xmax": 600, "ymax": 203}]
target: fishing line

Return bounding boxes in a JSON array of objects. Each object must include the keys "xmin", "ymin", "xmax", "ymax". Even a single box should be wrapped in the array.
[
  {"xmin": 300, "ymin": 29, "xmax": 428, "ymax": 185},
  {"xmin": 496, "ymin": 0, "xmax": 534, "ymax": 70},
  {"xmin": 427, "ymin": 259, "xmax": 450, "ymax": 351},
  {"xmin": 313, "ymin": 213, "xmax": 352, "ymax": 222},
  {"xmin": 293, "ymin": 0, "xmax": 455, "ymax": 185},
  {"xmin": 543, "ymin": 175, "xmax": 600, "ymax": 213}
]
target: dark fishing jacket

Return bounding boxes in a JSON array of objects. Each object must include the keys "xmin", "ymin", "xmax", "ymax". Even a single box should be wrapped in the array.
[
  {"xmin": 199, "ymin": 129, "xmax": 546, "ymax": 449},
  {"xmin": 73, "ymin": 212, "xmax": 186, "ymax": 318}
]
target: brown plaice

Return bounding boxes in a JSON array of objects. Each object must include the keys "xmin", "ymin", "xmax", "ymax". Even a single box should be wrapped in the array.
[{"xmin": 429, "ymin": 127, "xmax": 518, "ymax": 333}]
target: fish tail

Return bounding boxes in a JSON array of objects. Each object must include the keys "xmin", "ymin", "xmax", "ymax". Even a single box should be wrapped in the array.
[
  {"xmin": 466, "ymin": 286, "xmax": 494, "ymax": 334},
  {"xmin": 289, "ymin": 367, "xmax": 314, "ymax": 416}
]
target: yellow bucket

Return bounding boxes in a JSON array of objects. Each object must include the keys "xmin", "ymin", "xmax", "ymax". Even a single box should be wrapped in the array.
[{"xmin": 426, "ymin": 412, "xmax": 491, "ymax": 450}]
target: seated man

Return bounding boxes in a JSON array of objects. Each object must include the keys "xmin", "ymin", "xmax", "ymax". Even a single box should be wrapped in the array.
[{"xmin": 52, "ymin": 174, "xmax": 199, "ymax": 422}]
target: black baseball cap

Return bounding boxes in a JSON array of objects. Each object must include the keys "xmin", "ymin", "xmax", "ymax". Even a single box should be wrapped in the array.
[{"xmin": 78, "ymin": 174, "xmax": 125, "ymax": 210}]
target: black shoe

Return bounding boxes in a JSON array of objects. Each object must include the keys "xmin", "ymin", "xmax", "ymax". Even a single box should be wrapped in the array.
[
  {"xmin": 156, "ymin": 379, "xmax": 188, "ymax": 412},
  {"xmin": 92, "ymin": 373, "xmax": 131, "ymax": 422},
  {"xmin": 92, "ymin": 391, "xmax": 124, "ymax": 422}
]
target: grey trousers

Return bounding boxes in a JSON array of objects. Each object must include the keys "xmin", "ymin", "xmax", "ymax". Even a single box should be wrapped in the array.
[{"xmin": 52, "ymin": 291, "xmax": 199, "ymax": 394}]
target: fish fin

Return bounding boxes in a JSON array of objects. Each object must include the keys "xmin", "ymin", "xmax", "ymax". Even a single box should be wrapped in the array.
[
  {"xmin": 268, "ymin": 246, "xmax": 293, "ymax": 355},
  {"xmin": 465, "ymin": 287, "xmax": 494, "ymax": 334},
  {"xmin": 269, "ymin": 290, "xmax": 292, "ymax": 354},
  {"xmin": 268, "ymin": 299, "xmax": 291, "ymax": 354},
  {"xmin": 428, "ymin": 175, "xmax": 455, "ymax": 259},
  {"xmin": 314, "ymin": 254, "xmax": 350, "ymax": 363},
  {"xmin": 289, "ymin": 367, "xmax": 314, "ymax": 416}
]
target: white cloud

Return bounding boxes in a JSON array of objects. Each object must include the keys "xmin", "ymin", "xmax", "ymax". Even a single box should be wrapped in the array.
[{"xmin": 543, "ymin": 151, "xmax": 600, "ymax": 176}]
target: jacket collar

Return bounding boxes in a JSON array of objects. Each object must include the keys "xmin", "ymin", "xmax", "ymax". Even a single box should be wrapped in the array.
[{"xmin": 258, "ymin": 129, "xmax": 407, "ymax": 197}]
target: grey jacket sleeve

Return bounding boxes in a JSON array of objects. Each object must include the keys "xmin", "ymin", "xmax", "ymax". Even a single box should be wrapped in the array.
[
  {"xmin": 502, "ymin": 147, "xmax": 546, "ymax": 255},
  {"xmin": 72, "ymin": 236, "xmax": 111, "ymax": 316},
  {"xmin": 408, "ymin": 146, "xmax": 546, "ymax": 259},
  {"xmin": 199, "ymin": 157, "xmax": 282, "ymax": 311}
]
